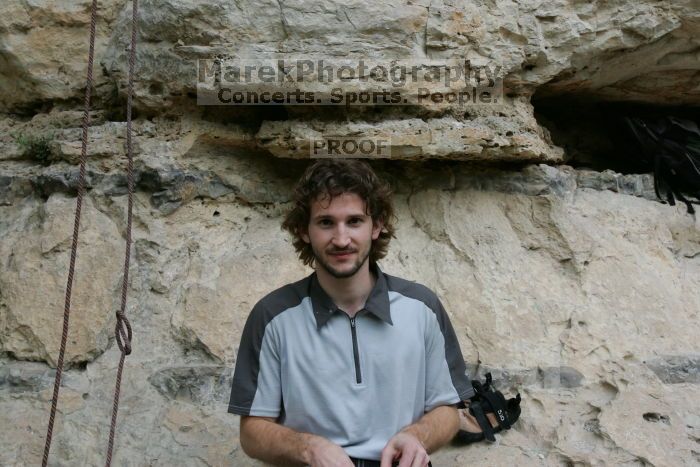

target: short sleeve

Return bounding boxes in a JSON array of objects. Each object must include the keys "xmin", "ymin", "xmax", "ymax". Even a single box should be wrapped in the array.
[
  {"xmin": 228, "ymin": 301, "xmax": 283, "ymax": 417},
  {"xmin": 424, "ymin": 297, "xmax": 475, "ymax": 409}
]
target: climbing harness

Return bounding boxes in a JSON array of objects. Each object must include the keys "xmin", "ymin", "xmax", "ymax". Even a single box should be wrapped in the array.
[
  {"xmin": 453, "ymin": 372, "xmax": 522, "ymax": 445},
  {"xmin": 41, "ymin": 1, "xmax": 139, "ymax": 466}
]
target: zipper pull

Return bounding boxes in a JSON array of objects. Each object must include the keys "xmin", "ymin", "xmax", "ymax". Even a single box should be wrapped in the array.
[{"xmin": 350, "ymin": 317, "xmax": 356, "ymax": 328}]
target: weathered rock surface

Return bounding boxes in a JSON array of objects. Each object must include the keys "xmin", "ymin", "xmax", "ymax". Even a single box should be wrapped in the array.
[
  {"xmin": 645, "ymin": 354, "xmax": 700, "ymax": 384},
  {"xmin": 257, "ymin": 113, "xmax": 562, "ymax": 162},
  {"xmin": 99, "ymin": 0, "xmax": 700, "ymax": 107},
  {"xmin": 597, "ymin": 385, "xmax": 699, "ymax": 466},
  {"xmin": 1, "ymin": 152, "xmax": 699, "ymax": 465},
  {"xmin": 0, "ymin": 193, "xmax": 124, "ymax": 366},
  {"xmin": 1, "ymin": 1, "xmax": 700, "ymax": 465},
  {"xmin": 3, "ymin": 0, "xmax": 699, "ymax": 162},
  {"xmin": 0, "ymin": 1, "xmax": 124, "ymax": 113}
]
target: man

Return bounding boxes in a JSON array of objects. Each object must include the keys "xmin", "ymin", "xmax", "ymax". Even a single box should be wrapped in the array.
[{"xmin": 228, "ymin": 159, "xmax": 482, "ymax": 466}]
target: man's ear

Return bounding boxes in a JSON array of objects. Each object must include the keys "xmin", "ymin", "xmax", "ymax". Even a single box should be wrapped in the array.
[
  {"xmin": 300, "ymin": 226, "xmax": 310, "ymax": 244},
  {"xmin": 371, "ymin": 218, "xmax": 384, "ymax": 240}
]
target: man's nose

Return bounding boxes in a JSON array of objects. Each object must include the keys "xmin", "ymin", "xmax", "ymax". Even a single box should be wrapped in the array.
[{"xmin": 332, "ymin": 224, "xmax": 351, "ymax": 247}]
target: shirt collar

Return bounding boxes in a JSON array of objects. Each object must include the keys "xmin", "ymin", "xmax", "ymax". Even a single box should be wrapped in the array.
[{"xmin": 309, "ymin": 261, "xmax": 392, "ymax": 329}]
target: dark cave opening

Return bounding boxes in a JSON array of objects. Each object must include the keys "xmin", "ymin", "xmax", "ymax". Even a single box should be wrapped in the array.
[{"xmin": 532, "ymin": 93, "xmax": 700, "ymax": 174}]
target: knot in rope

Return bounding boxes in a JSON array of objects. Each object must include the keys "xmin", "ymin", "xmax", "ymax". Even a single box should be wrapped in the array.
[{"xmin": 115, "ymin": 311, "xmax": 133, "ymax": 355}]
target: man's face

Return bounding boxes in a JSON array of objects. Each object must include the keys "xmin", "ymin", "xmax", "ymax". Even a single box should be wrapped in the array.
[{"xmin": 301, "ymin": 192, "xmax": 383, "ymax": 279}]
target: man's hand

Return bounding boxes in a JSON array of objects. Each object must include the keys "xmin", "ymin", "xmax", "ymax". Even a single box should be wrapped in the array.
[
  {"xmin": 458, "ymin": 401, "xmax": 499, "ymax": 433},
  {"xmin": 305, "ymin": 435, "xmax": 355, "ymax": 467},
  {"xmin": 240, "ymin": 416, "xmax": 353, "ymax": 466},
  {"xmin": 379, "ymin": 405, "xmax": 458, "ymax": 466},
  {"xmin": 380, "ymin": 432, "xmax": 430, "ymax": 467}
]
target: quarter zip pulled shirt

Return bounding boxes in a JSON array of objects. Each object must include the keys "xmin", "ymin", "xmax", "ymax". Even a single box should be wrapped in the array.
[{"xmin": 228, "ymin": 262, "xmax": 473, "ymax": 460}]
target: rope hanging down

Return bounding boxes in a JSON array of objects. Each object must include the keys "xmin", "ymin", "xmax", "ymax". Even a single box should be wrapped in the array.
[{"xmin": 41, "ymin": 1, "xmax": 139, "ymax": 466}]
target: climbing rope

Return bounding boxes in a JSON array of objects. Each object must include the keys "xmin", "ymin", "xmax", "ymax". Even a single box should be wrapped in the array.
[
  {"xmin": 41, "ymin": 0, "xmax": 139, "ymax": 465},
  {"xmin": 105, "ymin": 0, "xmax": 138, "ymax": 464}
]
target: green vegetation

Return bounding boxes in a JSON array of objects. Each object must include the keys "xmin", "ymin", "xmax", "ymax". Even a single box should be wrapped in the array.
[{"xmin": 13, "ymin": 131, "xmax": 54, "ymax": 165}]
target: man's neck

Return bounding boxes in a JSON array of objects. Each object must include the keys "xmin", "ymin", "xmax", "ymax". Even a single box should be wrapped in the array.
[{"xmin": 315, "ymin": 262, "xmax": 376, "ymax": 318}]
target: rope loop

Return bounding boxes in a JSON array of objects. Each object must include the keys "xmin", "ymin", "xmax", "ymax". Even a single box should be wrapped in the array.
[{"xmin": 115, "ymin": 311, "xmax": 133, "ymax": 355}]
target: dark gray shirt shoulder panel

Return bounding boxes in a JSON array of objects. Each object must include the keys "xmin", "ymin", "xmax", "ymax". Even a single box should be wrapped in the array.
[{"xmin": 227, "ymin": 276, "xmax": 310, "ymax": 415}]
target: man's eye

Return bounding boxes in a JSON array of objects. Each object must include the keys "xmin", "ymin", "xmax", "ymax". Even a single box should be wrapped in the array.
[
  {"xmin": 349, "ymin": 218, "xmax": 362, "ymax": 224},
  {"xmin": 319, "ymin": 219, "xmax": 332, "ymax": 226}
]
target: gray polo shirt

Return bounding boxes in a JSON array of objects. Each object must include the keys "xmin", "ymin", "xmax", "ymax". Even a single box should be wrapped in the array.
[{"xmin": 228, "ymin": 262, "xmax": 474, "ymax": 460}]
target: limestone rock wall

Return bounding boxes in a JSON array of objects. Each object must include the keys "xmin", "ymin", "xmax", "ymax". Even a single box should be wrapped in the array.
[
  {"xmin": 2, "ymin": 145, "xmax": 699, "ymax": 465},
  {"xmin": 1, "ymin": 1, "xmax": 699, "ymax": 466}
]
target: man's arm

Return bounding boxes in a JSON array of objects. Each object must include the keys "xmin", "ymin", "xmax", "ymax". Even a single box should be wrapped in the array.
[
  {"xmin": 240, "ymin": 416, "xmax": 354, "ymax": 467},
  {"xmin": 380, "ymin": 405, "xmax": 459, "ymax": 467},
  {"xmin": 401, "ymin": 405, "xmax": 460, "ymax": 453}
]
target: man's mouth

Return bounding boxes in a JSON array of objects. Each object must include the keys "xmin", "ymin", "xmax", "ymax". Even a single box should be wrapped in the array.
[{"xmin": 329, "ymin": 251, "xmax": 355, "ymax": 258}]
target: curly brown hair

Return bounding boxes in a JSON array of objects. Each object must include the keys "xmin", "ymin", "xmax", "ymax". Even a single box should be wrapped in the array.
[{"xmin": 281, "ymin": 159, "xmax": 397, "ymax": 267}]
